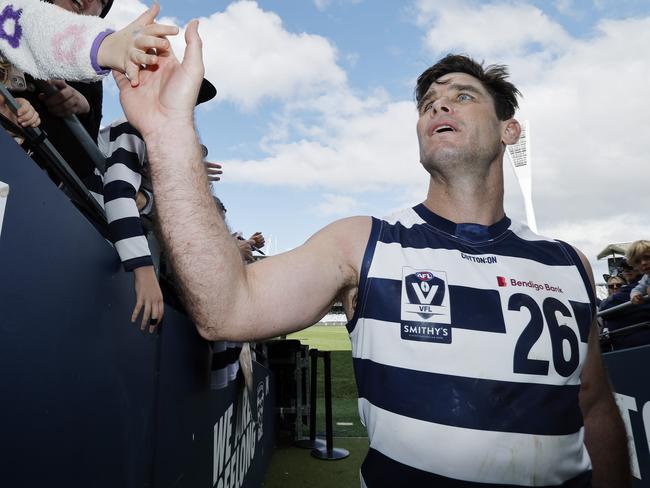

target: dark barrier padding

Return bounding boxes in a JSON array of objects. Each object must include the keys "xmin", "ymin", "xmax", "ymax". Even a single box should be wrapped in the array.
[
  {"xmin": 603, "ymin": 344, "xmax": 650, "ymax": 487},
  {"xmin": 0, "ymin": 130, "xmax": 275, "ymax": 487}
]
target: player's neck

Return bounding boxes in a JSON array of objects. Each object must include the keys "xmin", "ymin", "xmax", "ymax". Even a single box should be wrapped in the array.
[{"xmin": 422, "ymin": 165, "xmax": 505, "ymax": 226}]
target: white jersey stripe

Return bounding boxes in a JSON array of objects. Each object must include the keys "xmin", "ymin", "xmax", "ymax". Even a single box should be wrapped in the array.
[
  {"xmin": 351, "ymin": 317, "xmax": 584, "ymax": 386},
  {"xmin": 361, "ymin": 398, "xmax": 591, "ymax": 486}
]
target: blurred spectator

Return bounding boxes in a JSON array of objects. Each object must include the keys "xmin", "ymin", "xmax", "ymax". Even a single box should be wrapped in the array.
[
  {"xmin": 605, "ymin": 276, "xmax": 626, "ymax": 297},
  {"xmin": 599, "ymin": 256, "xmax": 650, "ymax": 349},
  {"xmin": 618, "ymin": 259, "xmax": 642, "ymax": 286},
  {"xmin": 626, "ymin": 240, "xmax": 650, "ymax": 305}
]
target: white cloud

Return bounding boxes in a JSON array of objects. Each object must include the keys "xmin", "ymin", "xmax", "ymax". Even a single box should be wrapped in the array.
[
  {"xmin": 223, "ymin": 100, "xmax": 422, "ymax": 191},
  {"xmin": 195, "ymin": 1, "xmax": 346, "ymax": 109},
  {"xmin": 313, "ymin": 194, "xmax": 362, "ymax": 216}
]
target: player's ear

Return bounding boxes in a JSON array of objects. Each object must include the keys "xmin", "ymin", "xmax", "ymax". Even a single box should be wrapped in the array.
[{"xmin": 501, "ymin": 118, "xmax": 521, "ymax": 145}]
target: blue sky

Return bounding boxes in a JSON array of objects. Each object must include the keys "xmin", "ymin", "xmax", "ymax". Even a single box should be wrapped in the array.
[{"xmin": 104, "ymin": 0, "xmax": 650, "ymax": 281}]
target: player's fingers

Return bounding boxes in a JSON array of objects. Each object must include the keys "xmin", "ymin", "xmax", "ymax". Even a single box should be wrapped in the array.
[{"xmin": 182, "ymin": 20, "xmax": 204, "ymax": 77}]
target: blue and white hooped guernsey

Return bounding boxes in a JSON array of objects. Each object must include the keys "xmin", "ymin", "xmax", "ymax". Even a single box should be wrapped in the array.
[{"xmin": 349, "ymin": 204, "xmax": 596, "ymax": 488}]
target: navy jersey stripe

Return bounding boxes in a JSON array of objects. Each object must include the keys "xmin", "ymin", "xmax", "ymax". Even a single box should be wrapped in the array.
[
  {"xmin": 353, "ymin": 358, "xmax": 583, "ymax": 435},
  {"xmin": 556, "ymin": 240, "xmax": 596, "ymax": 315},
  {"xmin": 122, "ymin": 255, "xmax": 153, "ymax": 271},
  {"xmin": 108, "ymin": 121, "xmax": 142, "ymax": 141},
  {"xmin": 103, "ymin": 180, "xmax": 137, "ymax": 202},
  {"xmin": 108, "ymin": 217, "xmax": 146, "ymax": 242},
  {"xmin": 348, "ymin": 217, "xmax": 382, "ymax": 333},
  {"xmin": 362, "ymin": 277, "xmax": 506, "ymax": 333},
  {"xmin": 105, "ymin": 147, "xmax": 142, "ymax": 175},
  {"xmin": 570, "ymin": 300, "xmax": 592, "ymax": 343},
  {"xmin": 361, "ymin": 448, "xmax": 592, "ymax": 488},
  {"xmin": 378, "ymin": 221, "xmax": 576, "ymax": 267}
]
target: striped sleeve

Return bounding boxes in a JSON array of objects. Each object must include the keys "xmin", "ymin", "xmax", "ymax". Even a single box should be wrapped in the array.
[{"xmin": 102, "ymin": 121, "xmax": 152, "ymax": 271}]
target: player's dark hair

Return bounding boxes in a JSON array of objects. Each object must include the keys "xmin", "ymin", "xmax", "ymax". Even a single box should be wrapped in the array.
[{"xmin": 415, "ymin": 54, "xmax": 521, "ymax": 121}]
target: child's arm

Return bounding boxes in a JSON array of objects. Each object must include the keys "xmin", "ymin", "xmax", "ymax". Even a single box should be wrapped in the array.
[
  {"xmin": 0, "ymin": 1, "xmax": 177, "ymax": 84},
  {"xmin": 102, "ymin": 120, "xmax": 163, "ymax": 331},
  {"xmin": 630, "ymin": 275, "xmax": 650, "ymax": 305}
]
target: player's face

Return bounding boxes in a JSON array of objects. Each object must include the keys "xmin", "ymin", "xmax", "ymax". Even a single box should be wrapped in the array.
[
  {"xmin": 416, "ymin": 72, "xmax": 506, "ymax": 175},
  {"xmin": 54, "ymin": 0, "xmax": 105, "ymax": 16}
]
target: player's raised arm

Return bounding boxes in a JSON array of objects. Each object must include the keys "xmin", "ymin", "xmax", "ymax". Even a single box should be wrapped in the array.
[{"xmin": 115, "ymin": 21, "xmax": 368, "ymax": 341}]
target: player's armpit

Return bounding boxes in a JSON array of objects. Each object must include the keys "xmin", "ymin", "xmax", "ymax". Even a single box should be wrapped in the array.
[{"xmin": 196, "ymin": 216, "xmax": 371, "ymax": 342}]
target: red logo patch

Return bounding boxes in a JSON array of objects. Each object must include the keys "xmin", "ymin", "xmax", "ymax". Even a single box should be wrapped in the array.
[{"xmin": 497, "ymin": 276, "xmax": 507, "ymax": 287}]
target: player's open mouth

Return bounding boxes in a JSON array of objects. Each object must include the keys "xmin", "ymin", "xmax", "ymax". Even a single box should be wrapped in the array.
[
  {"xmin": 72, "ymin": 0, "xmax": 83, "ymax": 12},
  {"xmin": 434, "ymin": 125, "xmax": 455, "ymax": 133}
]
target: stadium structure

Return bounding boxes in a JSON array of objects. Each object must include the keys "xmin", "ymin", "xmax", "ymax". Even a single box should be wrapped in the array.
[{"xmin": 506, "ymin": 120, "xmax": 537, "ymax": 233}]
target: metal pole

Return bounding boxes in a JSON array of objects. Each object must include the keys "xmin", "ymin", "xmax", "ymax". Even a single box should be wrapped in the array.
[
  {"xmin": 311, "ymin": 351, "xmax": 348, "ymax": 460},
  {"xmin": 294, "ymin": 348, "xmax": 325, "ymax": 449}
]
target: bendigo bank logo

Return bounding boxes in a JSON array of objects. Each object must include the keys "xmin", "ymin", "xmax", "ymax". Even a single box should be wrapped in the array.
[{"xmin": 401, "ymin": 267, "xmax": 451, "ymax": 343}]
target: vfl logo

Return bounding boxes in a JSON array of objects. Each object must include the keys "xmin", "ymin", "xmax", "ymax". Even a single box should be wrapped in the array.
[
  {"xmin": 406, "ymin": 271, "xmax": 446, "ymax": 312},
  {"xmin": 401, "ymin": 267, "xmax": 451, "ymax": 324}
]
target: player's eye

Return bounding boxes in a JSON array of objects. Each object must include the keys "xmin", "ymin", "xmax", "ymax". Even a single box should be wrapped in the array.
[{"xmin": 457, "ymin": 93, "xmax": 473, "ymax": 102}]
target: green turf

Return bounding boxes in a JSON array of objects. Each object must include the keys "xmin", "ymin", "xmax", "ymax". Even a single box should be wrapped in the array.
[
  {"xmin": 313, "ymin": 351, "xmax": 366, "ymax": 437},
  {"xmin": 287, "ymin": 324, "xmax": 351, "ymax": 351},
  {"xmin": 262, "ymin": 437, "xmax": 369, "ymax": 488}
]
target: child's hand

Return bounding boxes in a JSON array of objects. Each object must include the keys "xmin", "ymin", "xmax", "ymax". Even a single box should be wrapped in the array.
[
  {"xmin": 14, "ymin": 98, "xmax": 41, "ymax": 128},
  {"xmin": 132, "ymin": 265, "xmax": 164, "ymax": 333},
  {"xmin": 97, "ymin": 3, "xmax": 179, "ymax": 87},
  {"xmin": 631, "ymin": 294, "xmax": 644, "ymax": 305}
]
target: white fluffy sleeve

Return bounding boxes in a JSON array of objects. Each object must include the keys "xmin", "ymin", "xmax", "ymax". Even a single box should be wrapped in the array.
[{"xmin": 0, "ymin": 0, "xmax": 114, "ymax": 81}]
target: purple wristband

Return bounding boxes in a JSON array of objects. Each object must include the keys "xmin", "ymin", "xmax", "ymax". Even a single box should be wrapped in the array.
[{"xmin": 90, "ymin": 28, "xmax": 115, "ymax": 75}]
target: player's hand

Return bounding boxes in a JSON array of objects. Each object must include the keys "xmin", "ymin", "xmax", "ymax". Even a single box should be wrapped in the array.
[
  {"xmin": 98, "ymin": 3, "xmax": 179, "ymax": 87},
  {"xmin": 114, "ymin": 19, "xmax": 204, "ymax": 137},
  {"xmin": 39, "ymin": 80, "xmax": 90, "ymax": 117},
  {"xmin": 132, "ymin": 265, "xmax": 164, "ymax": 333}
]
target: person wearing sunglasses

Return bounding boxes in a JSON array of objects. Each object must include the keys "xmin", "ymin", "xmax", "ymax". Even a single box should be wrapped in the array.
[{"xmin": 606, "ymin": 276, "xmax": 626, "ymax": 296}]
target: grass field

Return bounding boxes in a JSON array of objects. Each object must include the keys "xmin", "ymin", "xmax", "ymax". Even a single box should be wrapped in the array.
[
  {"xmin": 287, "ymin": 324, "xmax": 351, "ymax": 351},
  {"xmin": 264, "ymin": 326, "xmax": 366, "ymax": 486}
]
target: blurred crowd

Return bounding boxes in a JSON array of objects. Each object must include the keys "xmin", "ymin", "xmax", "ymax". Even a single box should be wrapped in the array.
[{"xmin": 598, "ymin": 240, "xmax": 650, "ymax": 350}]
